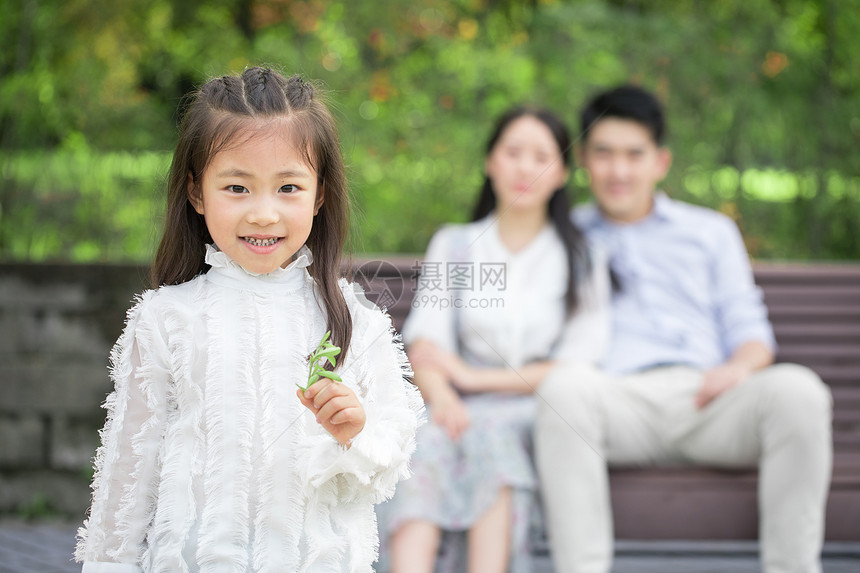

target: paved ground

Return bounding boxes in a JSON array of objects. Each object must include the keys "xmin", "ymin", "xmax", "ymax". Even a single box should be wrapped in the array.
[{"xmin": 2, "ymin": 519, "xmax": 858, "ymax": 572}]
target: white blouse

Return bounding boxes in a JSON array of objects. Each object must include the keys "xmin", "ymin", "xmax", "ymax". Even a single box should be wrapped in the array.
[
  {"xmin": 75, "ymin": 246, "xmax": 424, "ymax": 573},
  {"xmin": 402, "ymin": 218, "xmax": 610, "ymax": 369}
]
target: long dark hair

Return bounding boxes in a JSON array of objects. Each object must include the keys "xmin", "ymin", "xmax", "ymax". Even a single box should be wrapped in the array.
[
  {"xmin": 152, "ymin": 66, "xmax": 352, "ymax": 360},
  {"xmin": 471, "ymin": 106, "xmax": 590, "ymax": 315}
]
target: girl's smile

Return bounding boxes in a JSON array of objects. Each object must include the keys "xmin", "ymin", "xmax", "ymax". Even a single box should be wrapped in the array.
[
  {"xmin": 240, "ymin": 235, "xmax": 287, "ymax": 258},
  {"xmin": 244, "ymin": 237, "xmax": 282, "ymax": 247}
]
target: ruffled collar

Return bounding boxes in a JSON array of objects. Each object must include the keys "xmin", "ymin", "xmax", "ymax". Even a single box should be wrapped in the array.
[{"xmin": 203, "ymin": 244, "xmax": 312, "ymax": 293}]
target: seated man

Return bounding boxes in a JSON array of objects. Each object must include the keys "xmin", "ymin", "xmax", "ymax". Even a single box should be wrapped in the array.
[{"xmin": 535, "ymin": 85, "xmax": 833, "ymax": 573}]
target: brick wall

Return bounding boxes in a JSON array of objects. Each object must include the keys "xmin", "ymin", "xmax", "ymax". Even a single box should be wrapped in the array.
[{"xmin": 0, "ymin": 264, "xmax": 149, "ymax": 518}]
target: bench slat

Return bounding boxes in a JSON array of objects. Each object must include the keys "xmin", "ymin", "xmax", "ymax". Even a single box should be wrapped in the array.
[
  {"xmin": 773, "ymin": 324, "xmax": 860, "ymax": 344},
  {"xmin": 762, "ymin": 286, "xmax": 860, "ymax": 305},
  {"xmin": 775, "ymin": 345, "xmax": 860, "ymax": 366},
  {"xmin": 767, "ymin": 305, "xmax": 860, "ymax": 319},
  {"xmin": 786, "ymin": 365, "xmax": 860, "ymax": 386},
  {"xmin": 754, "ymin": 265, "xmax": 860, "ymax": 283}
]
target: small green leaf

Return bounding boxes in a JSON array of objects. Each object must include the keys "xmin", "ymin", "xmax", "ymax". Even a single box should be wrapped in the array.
[{"xmin": 318, "ymin": 370, "xmax": 342, "ymax": 382}]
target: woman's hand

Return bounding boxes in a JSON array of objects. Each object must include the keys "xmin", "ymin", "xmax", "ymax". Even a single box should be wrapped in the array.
[
  {"xmin": 427, "ymin": 385, "xmax": 470, "ymax": 441},
  {"xmin": 408, "ymin": 339, "xmax": 471, "ymax": 439},
  {"xmin": 298, "ymin": 379, "xmax": 366, "ymax": 446}
]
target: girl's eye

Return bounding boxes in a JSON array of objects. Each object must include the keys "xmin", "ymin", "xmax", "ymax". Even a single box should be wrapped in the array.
[
  {"xmin": 228, "ymin": 185, "xmax": 248, "ymax": 194},
  {"xmin": 280, "ymin": 184, "xmax": 300, "ymax": 193}
]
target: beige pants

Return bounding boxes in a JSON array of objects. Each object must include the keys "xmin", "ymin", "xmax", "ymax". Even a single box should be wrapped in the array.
[{"xmin": 535, "ymin": 363, "xmax": 833, "ymax": 573}]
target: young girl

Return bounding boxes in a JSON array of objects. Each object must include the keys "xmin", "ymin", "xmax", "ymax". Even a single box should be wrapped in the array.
[
  {"xmin": 75, "ymin": 67, "xmax": 424, "ymax": 572},
  {"xmin": 377, "ymin": 107, "xmax": 610, "ymax": 572}
]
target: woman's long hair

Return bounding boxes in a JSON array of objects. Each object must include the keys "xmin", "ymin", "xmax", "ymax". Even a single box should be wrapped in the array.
[
  {"xmin": 471, "ymin": 106, "xmax": 590, "ymax": 315},
  {"xmin": 151, "ymin": 66, "xmax": 352, "ymax": 360}
]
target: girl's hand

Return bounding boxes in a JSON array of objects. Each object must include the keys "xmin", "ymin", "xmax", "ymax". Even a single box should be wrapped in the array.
[
  {"xmin": 298, "ymin": 379, "xmax": 366, "ymax": 446},
  {"xmin": 428, "ymin": 386, "xmax": 470, "ymax": 441}
]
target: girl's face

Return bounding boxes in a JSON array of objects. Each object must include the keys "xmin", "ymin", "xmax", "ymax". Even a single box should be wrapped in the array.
[
  {"xmin": 485, "ymin": 115, "xmax": 568, "ymax": 215},
  {"xmin": 190, "ymin": 124, "xmax": 322, "ymax": 275}
]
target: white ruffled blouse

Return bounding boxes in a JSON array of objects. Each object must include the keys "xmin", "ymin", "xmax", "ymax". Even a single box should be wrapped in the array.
[{"xmin": 75, "ymin": 246, "xmax": 425, "ymax": 573}]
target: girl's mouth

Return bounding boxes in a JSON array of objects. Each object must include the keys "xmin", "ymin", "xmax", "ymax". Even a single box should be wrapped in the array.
[{"xmin": 243, "ymin": 237, "xmax": 281, "ymax": 247}]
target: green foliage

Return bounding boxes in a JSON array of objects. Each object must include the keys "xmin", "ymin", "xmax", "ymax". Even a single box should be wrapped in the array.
[
  {"xmin": 300, "ymin": 330, "xmax": 342, "ymax": 392},
  {"xmin": 16, "ymin": 492, "xmax": 56, "ymax": 520},
  {"xmin": 1, "ymin": 148, "xmax": 169, "ymax": 261},
  {"xmin": 1, "ymin": 0, "xmax": 859, "ymax": 261}
]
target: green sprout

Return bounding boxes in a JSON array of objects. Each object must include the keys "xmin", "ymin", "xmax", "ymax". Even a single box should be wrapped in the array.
[{"xmin": 298, "ymin": 330, "xmax": 342, "ymax": 392}]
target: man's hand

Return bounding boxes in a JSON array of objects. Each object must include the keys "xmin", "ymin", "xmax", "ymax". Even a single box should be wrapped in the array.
[
  {"xmin": 695, "ymin": 362, "xmax": 752, "ymax": 409},
  {"xmin": 298, "ymin": 379, "xmax": 366, "ymax": 446}
]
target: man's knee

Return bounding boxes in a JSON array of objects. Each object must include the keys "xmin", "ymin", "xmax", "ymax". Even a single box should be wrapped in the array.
[
  {"xmin": 755, "ymin": 363, "xmax": 832, "ymax": 424},
  {"xmin": 537, "ymin": 362, "xmax": 606, "ymax": 434},
  {"xmin": 540, "ymin": 362, "xmax": 604, "ymax": 407}
]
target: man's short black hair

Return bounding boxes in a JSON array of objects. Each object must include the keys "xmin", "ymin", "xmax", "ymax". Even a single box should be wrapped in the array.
[{"xmin": 580, "ymin": 85, "xmax": 666, "ymax": 145}]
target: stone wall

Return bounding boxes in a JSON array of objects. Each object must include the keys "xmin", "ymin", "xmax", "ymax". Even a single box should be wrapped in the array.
[{"xmin": 0, "ymin": 263, "xmax": 149, "ymax": 519}]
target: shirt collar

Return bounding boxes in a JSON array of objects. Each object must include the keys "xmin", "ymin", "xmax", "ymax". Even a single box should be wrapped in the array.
[
  {"xmin": 578, "ymin": 191, "xmax": 679, "ymax": 229},
  {"xmin": 204, "ymin": 244, "xmax": 312, "ymax": 292},
  {"xmin": 651, "ymin": 192, "xmax": 681, "ymax": 222}
]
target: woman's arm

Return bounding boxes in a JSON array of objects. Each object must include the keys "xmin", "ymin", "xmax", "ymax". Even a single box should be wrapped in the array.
[
  {"xmin": 409, "ymin": 339, "xmax": 471, "ymax": 439},
  {"xmin": 410, "ymin": 339, "xmax": 554, "ymax": 395}
]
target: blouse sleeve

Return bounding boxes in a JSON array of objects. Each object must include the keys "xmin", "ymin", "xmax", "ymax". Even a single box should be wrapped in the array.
[
  {"xmin": 296, "ymin": 284, "xmax": 426, "ymax": 505},
  {"xmin": 400, "ymin": 226, "xmax": 458, "ymax": 353},
  {"xmin": 75, "ymin": 292, "xmax": 170, "ymax": 571},
  {"xmin": 551, "ymin": 247, "xmax": 611, "ymax": 365}
]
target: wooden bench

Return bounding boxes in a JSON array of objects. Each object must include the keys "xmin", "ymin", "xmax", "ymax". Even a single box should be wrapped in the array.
[{"xmin": 352, "ymin": 258, "xmax": 860, "ymax": 541}]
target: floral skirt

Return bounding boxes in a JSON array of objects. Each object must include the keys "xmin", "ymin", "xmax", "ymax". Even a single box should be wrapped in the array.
[{"xmin": 375, "ymin": 392, "xmax": 541, "ymax": 573}]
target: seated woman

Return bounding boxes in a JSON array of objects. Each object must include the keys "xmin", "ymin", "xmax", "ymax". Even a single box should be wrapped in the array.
[{"xmin": 377, "ymin": 106, "xmax": 611, "ymax": 573}]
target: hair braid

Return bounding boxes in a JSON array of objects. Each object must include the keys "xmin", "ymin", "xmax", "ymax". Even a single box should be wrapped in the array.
[{"xmin": 284, "ymin": 74, "xmax": 314, "ymax": 109}]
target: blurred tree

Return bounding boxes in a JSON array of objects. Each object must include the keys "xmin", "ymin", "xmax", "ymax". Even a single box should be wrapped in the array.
[{"xmin": 0, "ymin": 0, "xmax": 858, "ymax": 261}]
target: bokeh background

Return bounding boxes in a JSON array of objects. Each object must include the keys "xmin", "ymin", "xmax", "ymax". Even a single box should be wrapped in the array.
[{"xmin": 2, "ymin": 0, "xmax": 859, "ymax": 263}]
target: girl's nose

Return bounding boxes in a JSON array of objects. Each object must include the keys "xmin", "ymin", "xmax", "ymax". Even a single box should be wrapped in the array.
[{"xmin": 246, "ymin": 196, "xmax": 280, "ymax": 226}]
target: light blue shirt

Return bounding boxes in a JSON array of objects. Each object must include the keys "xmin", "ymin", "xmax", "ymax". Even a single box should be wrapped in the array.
[{"xmin": 574, "ymin": 193, "xmax": 776, "ymax": 374}]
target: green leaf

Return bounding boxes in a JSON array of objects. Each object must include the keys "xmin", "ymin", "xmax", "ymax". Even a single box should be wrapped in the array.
[{"xmin": 317, "ymin": 370, "xmax": 342, "ymax": 382}]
